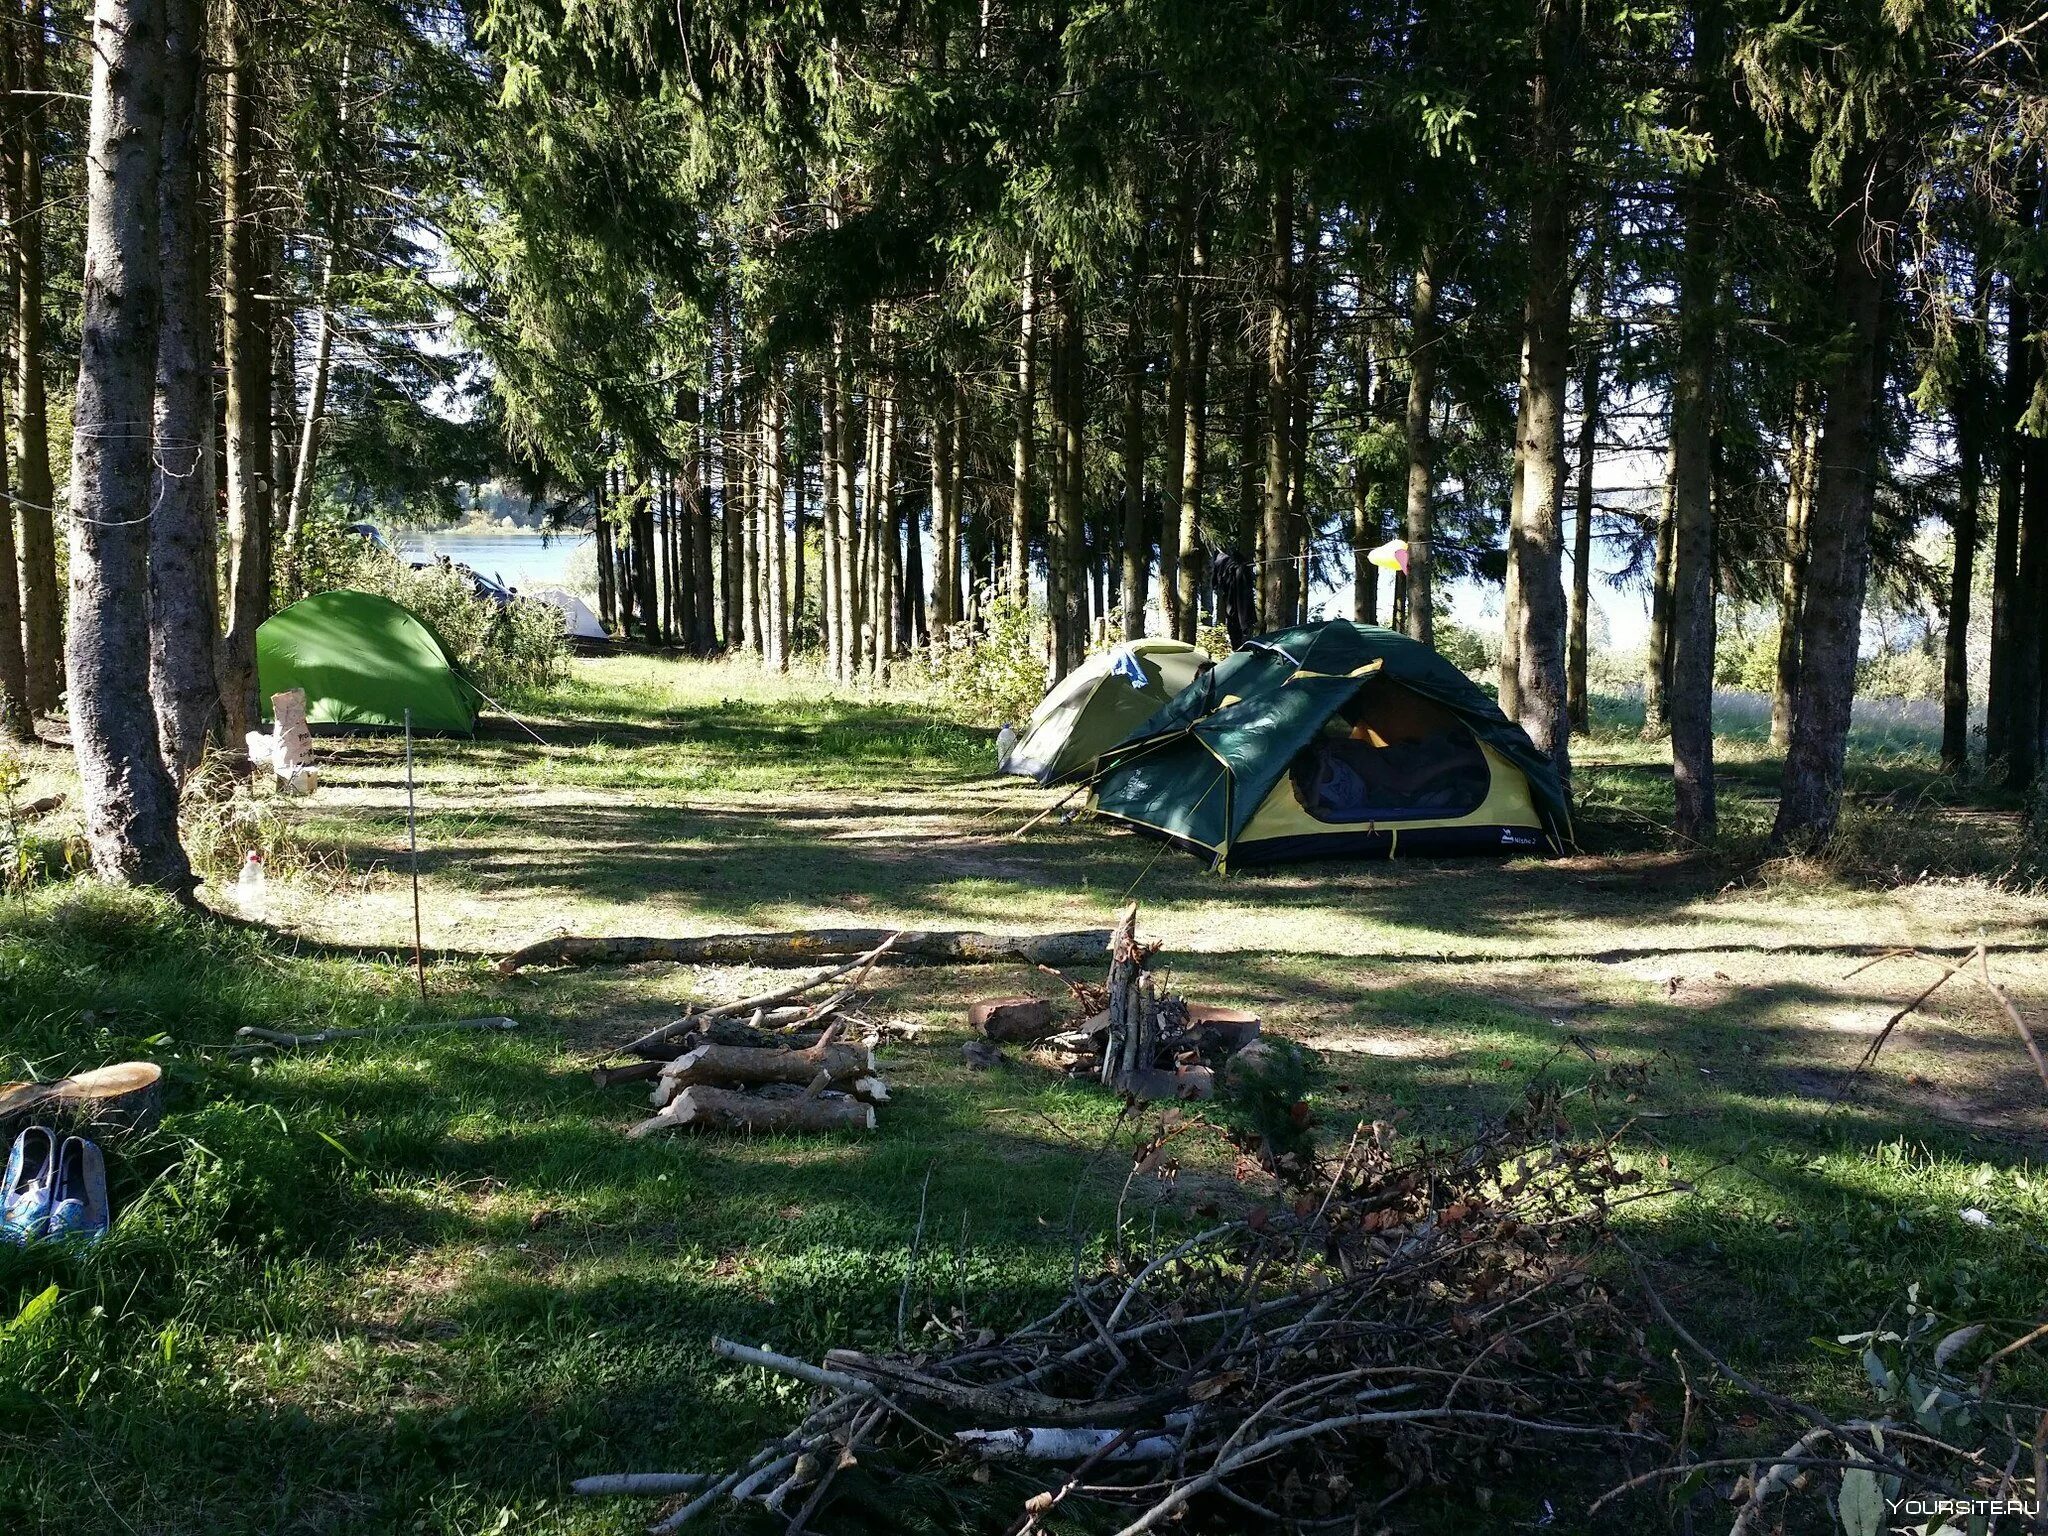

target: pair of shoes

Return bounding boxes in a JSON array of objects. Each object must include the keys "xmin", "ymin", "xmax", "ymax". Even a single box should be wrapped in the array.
[{"xmin": 1, "ymin": 1127, "xmax": 108, "ymax": 1247}]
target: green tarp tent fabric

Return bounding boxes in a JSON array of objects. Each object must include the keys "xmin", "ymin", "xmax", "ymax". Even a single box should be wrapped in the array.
[
  {"xmin": 258, "ymin": 590, "xmax": 481, "ymax": 734},
  {"xmin": 1001, "ymin": 639, "xmax": 1212, "ymax": 784},
  {"xmin": 1090, "ymin": 620, "xmax": 1570, "ymax": 869}
]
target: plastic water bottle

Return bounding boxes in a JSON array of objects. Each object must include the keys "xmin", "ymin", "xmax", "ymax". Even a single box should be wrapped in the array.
[{"xmin": 236, "ymin": 850, "xmax": 266, "ymax": 908}]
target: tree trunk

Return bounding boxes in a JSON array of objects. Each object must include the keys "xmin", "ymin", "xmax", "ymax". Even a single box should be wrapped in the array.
[
  {"xmin": 931, "ymin": 393, "xmax": 957, "ymax": 629},
  {"xmin": 1567, "ymin": 240, "xmax": 1605, "ymax": 731},
  {"xmin": 0, "ymin": 36, "xmax": 31, "ymax": 739},
  {"xmin": 1175, "ymin": 206, "xmax": 1211, "ymax": 643},
  {"xmin": 1057, "ymin": 278, "xmax": 1087, "ymax": 675},
  {"xmin": 219, "ymin": 3, "xmax": 271, "ymax": 748},
  {"xmin": 282, "ymin": 48, "xmax": 351, "ymax": 594},
  {"xmin": 1403, "ymin": 251, "xmax": 1438, "ymax": 646},
  {"xmin": 148, "ymin": 0, "xmax": 217, "ymax": 783},
  {"xmin": 871, "ymin": 363, "xmax": 899, "ymax": 671},
  {"xmin": 690, "ymin": 393, "xmax": 717, "ymax": 651},
  {"xmin": 12, "ymin": 0, "xmax": 59, "ymax": 717},
  {"xmin": 1985, "ymin": 277, "xmax": 2034, "ymax": 775},
  {"xmin": 1506, "ymin": 0, "xmax": 1578, "ymax": 785},
  {"xmin": 1666, "ymin": 159, "xmax": 1721, "ymax": 844},
  {"xmin": 1772, "ymin": 378, "xmax": 1818, "ymax": 750},
  {"xmin": 1259, "ymin": 172, "xmax": 1295, "ymax": 631},
  {"xmin": 1120, "ymin": 233, "xmax": 1148, "ymax": 639},
  {"xmin": 1641, "ymin": 471, "xmax": 1676, "ymax": 738},
  {"xmin": 68, "ymin": 0, "xmax": 191, "ymax": 891},
  {"xmin": 1010, "ymin": 247, "xmax": 1038, "ymax": 598},
  {"xmin": 635, "ymin": 478, "xmax": 660, "ymax": 647},
  {"xmin": 1772, "ymin": 172, "xmax": 1900, "ymax": 850},
  {"xmin": 1942, "ymin": 286, "xmax": 1986, "ymax": 779}
]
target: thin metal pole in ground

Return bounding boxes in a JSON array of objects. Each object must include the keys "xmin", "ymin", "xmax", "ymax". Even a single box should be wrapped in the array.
[{"xmin": 405, "ymin": 707, "xmax": 426, "ymax": 999}]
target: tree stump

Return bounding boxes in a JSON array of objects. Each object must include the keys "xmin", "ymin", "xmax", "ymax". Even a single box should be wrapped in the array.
[{"xmin": 0, "ymin": 1061, "xmax": 163, "ymax": 1143}]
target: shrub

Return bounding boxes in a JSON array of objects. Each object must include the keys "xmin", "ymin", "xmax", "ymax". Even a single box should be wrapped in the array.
[
  {"xmin": 308, "ymin": 532, "xmax": 568, "ymax": 702},
  {"xmin": 920, "ymin": 592, "xmax": 1049, "ymax": 727}
]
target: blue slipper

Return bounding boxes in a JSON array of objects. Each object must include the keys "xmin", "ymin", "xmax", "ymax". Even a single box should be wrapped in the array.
[
  {"xmin": 45, "ymin": 1137, "xmax": 108, "ymax": 1247},
  {"xmin": 1, "ymin": 1125, "xmax": 56, "ymax": 1245}
]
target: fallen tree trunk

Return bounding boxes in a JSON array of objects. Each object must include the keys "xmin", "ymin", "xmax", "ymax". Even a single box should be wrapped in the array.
[
  {"xmin": 500, "ymin": 926, "xmax": 1112, "ymax": 977},
  {"xmin": 630, "ymin": 1086, "xmax": 876, "ymax": 1138},
  {"xmin": 654, "ymin": 1042, "xmax": 876, "ymax": 1106}
]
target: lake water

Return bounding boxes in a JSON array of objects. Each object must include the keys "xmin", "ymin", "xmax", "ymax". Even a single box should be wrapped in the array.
[{"xmin": 390, "ymin": 528, "xmax": 593, "ymax": 594}]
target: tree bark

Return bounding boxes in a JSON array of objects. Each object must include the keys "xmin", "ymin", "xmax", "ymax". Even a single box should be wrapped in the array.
[
  {"xmin": 1666, "ymin": 143, "xmax": 1721, "ymax": 844},
  {"xmin": 1403, "ymin": 252, "xmax": 1439, "ymax": 646},
  {"xmin": 148, "ymin": 0, "xmax": 217, "ymax": 783},
  {"xmin": 1772, "ymin": 378, "xmax": 1818, "ymax": 751},
  {"xmin": 931, "ymin": 392, "xmax": 957, "ymax": 629},
  {"xmin": 1641, "ymin": 469, "xmax": 1675, "ymax": 738},
  {"xmin": 282, "ymin": 48, "xmax": 352, "ymax": 593},
  {"xmin": 1772, "ymin": 171, "xmax": 1901, "ymax": 850},
  {"xmin": 1506, "ymin": 0, "xmax": 1578, "ymax": 785},
  {"xmin": 1120, "ymin": 232, "xmax": 1148, "ymax": 639},
  {"xmin": 1050, "ymin": 274, "xmax": 1086, "ymax": 676},
  {"xmin": 68, "ymin": 0, "xmax": 191, "ymax": 891},
  {"xmin": 1942, "ymin": 285, "xmax": 1985, "ymax": 779},
  {"xmin": 11, "ymin": 0, "xmax": 59, "ymax": 717},
  {"xmin": 691, "ymin": 392, "xmax": 717, "ymax": 651},
  {"xmin": 1259, "ymin": 172, "xmax": 1295, "ymax": 631},
  {"xmin": 0, "ymin": 36, "xmax": 30, "ymax": 739},
  {"xmin": 1985, "ymin": 273, "xmax": 2035, "ymax": 775},
  {"xmin": 1175, "ymin": 205, "xmax": 1211, "ymax": 643},
  {"xmin": 1010, "ymin": 246, "xmax": 1038, "ymax": 598},
  {"xmin": 219, "ymin": 3, "xmax": 271, "ymax": 748},
  {"xmin": 762, "ymin": 367, "xmax": 788, "ymax": 669},
  {"xmin": 1567, "ymin": 240, "xmax": 1605, "ymax": 730}
]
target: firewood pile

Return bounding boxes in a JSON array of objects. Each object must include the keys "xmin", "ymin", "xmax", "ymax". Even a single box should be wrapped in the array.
[
  {"xmin": 973, "ymin": 904, "xmax": 1264, "ymax": 1102},
  {"xmin": 591, "ymin": 936, "xmax": 902, "ymax": 1136},
  {"xmin": 585, "ymin": 1075, "xmax": 1674, "ymax": 1533}
]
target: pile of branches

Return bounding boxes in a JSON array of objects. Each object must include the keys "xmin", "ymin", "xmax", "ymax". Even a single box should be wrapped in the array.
[
  {"xmin": 588, "ymin": 1071, "xmax": 1674, "ymax": 1532},
  {"xmin": 591, "ymin": 936, "xmax": 903, "ymax": 1135}
]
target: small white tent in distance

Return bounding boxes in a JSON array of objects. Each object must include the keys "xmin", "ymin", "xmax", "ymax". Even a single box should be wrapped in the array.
[{"xmin": 528, "ymin": 587, "xmax": 606, "ymax": 640}]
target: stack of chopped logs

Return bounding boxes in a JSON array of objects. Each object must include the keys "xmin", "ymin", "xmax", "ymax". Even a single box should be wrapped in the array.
[
  {"xmin": 589, "ymin": 937, "xmax": 899, "ymax": 1137},
  {"xmin": 971, "ymin": 905, "xmax": 1262, "ymax": 1101}
]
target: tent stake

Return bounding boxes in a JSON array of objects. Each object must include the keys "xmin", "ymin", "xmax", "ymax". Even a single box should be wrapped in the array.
[{"xmin": 405, "ymin": 708, "xmax": 426, "ymax": 1000}]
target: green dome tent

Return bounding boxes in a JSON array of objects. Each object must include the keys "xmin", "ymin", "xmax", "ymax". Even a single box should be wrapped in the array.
[
  {"xmin": 1001, "ymin": 639, "xmax": 1212, "ymax": 784},
  {"xmin": 1089, "ymin": 621, "xmax": 1569, "ymax": 869},
  {"xmin": 257, "ymin": 590, "xmax": 481, "ymax": 735}
]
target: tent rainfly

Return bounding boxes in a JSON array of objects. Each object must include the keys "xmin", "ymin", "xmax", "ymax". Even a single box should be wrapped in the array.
[
  {"xmin": 528, "ymin": 587, "xmax": 606, "ymax": 640},
  {"xmin": 1089, "ymin": 621, "xmax": 1571, "ymax": 869},
  {"xmin": 1001, "ymin": 639, "xmax": 1213, "ymax": 784},
  {"xmin": 257, "ymin": 589, "xmax": 481, "ymax": 735}
]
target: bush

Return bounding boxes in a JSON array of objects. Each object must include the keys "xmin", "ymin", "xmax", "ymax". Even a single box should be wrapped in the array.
[
  {"xmin": 306, "ymin": 532, "xmax": 568, "ymax": 702},
  {"xmin": 920, "ymin": 592, "xmax": 1049, "ymax": 727},
  {"xmin": 1434, "ymin": 619, "xmax": 1495, "ymax": 676}
]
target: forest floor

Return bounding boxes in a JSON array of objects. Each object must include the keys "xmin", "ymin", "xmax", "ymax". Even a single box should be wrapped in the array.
[{"xmin": 2, "ymin": 651, "xmax": 2046, "ymax": 1534}]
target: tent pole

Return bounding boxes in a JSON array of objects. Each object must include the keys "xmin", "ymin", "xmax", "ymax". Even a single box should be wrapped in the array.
[{"xmin": 405, "ymin": 708, "xmax": 426, "ymax": 1000}]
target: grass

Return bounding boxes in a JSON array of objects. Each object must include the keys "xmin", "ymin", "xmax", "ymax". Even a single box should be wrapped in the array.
[{"xmin": 2, "ymin": 651, "xmax": 2046, "ymax": 1533}]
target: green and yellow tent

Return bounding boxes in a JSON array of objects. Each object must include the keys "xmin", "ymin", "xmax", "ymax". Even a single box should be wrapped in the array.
[
  {"xmin": 1001, "ymin": 639, "xmax": 1212, "ymax": 784},
  {"xmin": 257, "ymin": 589, "xmax": 480, "ymax": 734},
  {"xmin": 1089, "ymin": 621, "xmax": 1569, "ymax": 868}
]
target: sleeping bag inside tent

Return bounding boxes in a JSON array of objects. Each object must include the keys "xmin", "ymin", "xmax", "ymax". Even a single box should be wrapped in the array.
[
  {"xmin": 1001, "ymin": 639, "xmax": 1212, "ymax": 784},
  {"xmin": 1089, "ymin": 620, "xmax": 1569, "ymax": 867},
  {"xmin": 257, "ymin": 590, "xmax": 481, "ymax": 734}
]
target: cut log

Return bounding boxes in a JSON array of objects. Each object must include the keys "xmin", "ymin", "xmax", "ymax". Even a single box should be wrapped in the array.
[
  {"xmin": 591, "ymin": 1059, "xmax": 664, "ymax": 1089},
  {"xmin": 629, "ymin": 1086, "xmax": 876, "ymax": 1138},
  {"xmin": 0, "ymin": 1061, "xmax": 163, "ymax": 1141},
  {"xmin": 970, "ymin": 996, "xmax": 1056, "ymax": 1043},
  {"xmin": 499, "ymin": 926, "xmax": 1112, "ymax": 977},
  {"xmin": 19, "ymin": 793, "xmax": 63, "ymax": 818},
  {"xmin": 652, "ymin": 1042, "xmax": 875, "ymax": 1107}
]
